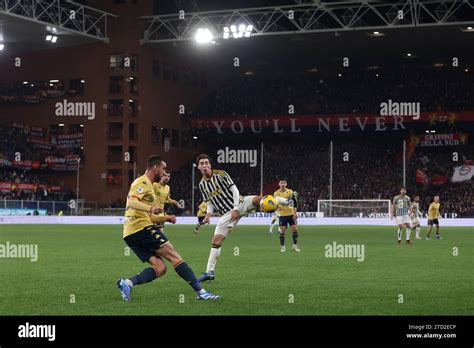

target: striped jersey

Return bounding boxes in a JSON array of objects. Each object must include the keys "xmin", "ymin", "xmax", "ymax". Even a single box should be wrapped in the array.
[
  {"xmin": 411, "ymin": 202, "xmax": 421, "ymax": 218},
  {"xmin": 393, "ymin": 194, "xmax": 411, "ymax": 216},
  {"xmin": 198, "ymin": 169, "xmax": 237, "ymax": 215}
]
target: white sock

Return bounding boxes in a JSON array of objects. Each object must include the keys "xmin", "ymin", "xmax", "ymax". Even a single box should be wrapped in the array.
[
  {"xmin": 125, "ymin": 279, "xmax": 133, "ymax": 287},
  {"xmin": 397, "ymin": 228, "xmax": 402, "ymax": 240},
  {"xmin": 416, "ymin": 227, "xmax": 420, "ymax": 238},
  {"xmin": 206, "ymin": 247, "xmax": 221, "ymax": 273},
  {"xmin": 406, "ymin": 229, "xmax": 411, "ymax": 240}
]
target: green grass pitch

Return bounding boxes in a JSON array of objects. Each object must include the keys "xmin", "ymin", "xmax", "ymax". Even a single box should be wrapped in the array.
[{"xmin": 0, "ymin": 224, "xmax": 472, "ymax": 315}]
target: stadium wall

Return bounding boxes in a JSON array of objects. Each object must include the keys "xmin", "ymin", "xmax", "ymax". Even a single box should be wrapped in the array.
[{"xmin": 0, "ymin": 0, "xmax": 211, "ymax": 205}]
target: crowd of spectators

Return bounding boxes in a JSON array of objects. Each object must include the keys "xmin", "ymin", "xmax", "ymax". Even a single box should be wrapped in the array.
[
  {"xmin": 0, "ymin": 169, "xmax": 75, "ymax": 202},
  {"xmin": 194, "ymin": 68, "xmax": 473, "ymax": 117},
  {"xmin": 169, "ymin": 140, "xmax": 474, "ymax": 217}
]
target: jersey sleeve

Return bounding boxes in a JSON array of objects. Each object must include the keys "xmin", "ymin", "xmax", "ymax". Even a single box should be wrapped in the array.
[{"xmin": 129, "ymin": 181, "xmax": 149, "ymax": 201}]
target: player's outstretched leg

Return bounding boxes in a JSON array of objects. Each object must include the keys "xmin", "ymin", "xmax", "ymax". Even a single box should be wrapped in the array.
[
  {"xmin": 117, "ymin": 256, "xmax": 167, "ymax": 301},
  {"xmin": 156, "ymin": 243, "xmax": 220, "ymax": 300},
  {"xmin": 415, "ymin": 225, "xmax": 421, "ymax": 239},
  {"xmin": 198, "ymin": 238, "xmax": 223, "ymax": 282},
  {"xmin": 397, "ymin": 225, "xmax": 403, "ymax": 244},
  {"xmin": 291, "ymin": 231, "xmax": 301, "ymax": 252},
  {"xmin": 405, "ymin": 224, "xmax": 412, "ymax": 244},
  {"xmin": 426, "ymin": 225, "xmax": 433, "ymax": 240},
  {"xmin": 279, "ymin": 226, "xmax": 286, "ymax": 252},
  {"xmin": 194, "ymin": 223, "xmax": 202, "ymax": 234}
]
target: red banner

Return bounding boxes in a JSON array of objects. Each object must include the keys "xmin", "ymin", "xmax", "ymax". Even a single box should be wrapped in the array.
[
  {"xmin": 431, "ymin": 175, "xmax": 448, "ymax": 186},
  {"xmin": 416, "ymin": 170, "xmax": 428, "ymax": 185},
  {"xmin": 0, "ymin": 182, "xmax": 63, "ymax": 192},
  {"xmin": 12, "ymin": 160, "xmax": 41, "ymax": 169}
]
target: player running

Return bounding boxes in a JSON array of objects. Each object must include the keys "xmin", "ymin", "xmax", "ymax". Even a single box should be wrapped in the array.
[
  {"xmin": 194, "ymin": 200, "xmax": 208, "ymax": 234},
  {"xmin": 426, "ymin": 195, "xmax": 442, "ymax": 240},
  {"xmin": 116, "ymin": 155, "xmax": 220, "ymax": 301},
  {"xmin": 391, "ymin": 187, "xmax": 413, "ymax": 244},
  {"xmin": 195, "ymin": 153, "xmax": 288, "ymax": 283},
  {"xmin": 411, "ymin": 195, "xmax": 422, "ymax": 240},
  {"xmin": 274, "ymin": 180, "xmax": 300, "ymax": 252},
  {"xmin": 268, "ymin": 210, "xmax": 279, "ymax": 235}
]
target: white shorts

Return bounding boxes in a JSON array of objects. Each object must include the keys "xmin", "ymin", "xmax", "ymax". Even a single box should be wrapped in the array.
[
  {"xmin": 214, "ymin": 195, "xmax": 256, "ymax": 237},
  {"xmin": 396, "ymin": 215, "xmax": 411, "ymax": 225},
  {"xmin": 411, "ymin": 218, "xmax": 420, "ymax": 226}
]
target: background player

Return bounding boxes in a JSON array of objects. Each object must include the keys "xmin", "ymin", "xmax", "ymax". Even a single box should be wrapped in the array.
[
  {"xmin": 116, "ymin": 155, "xmax": 220, "ymax": 301},
  {"xmin": 274, "ymin": 180, "xmax": 300, "ymax": 252},
  {"xmin": 195, "ymin": 153, "xmax": 288, "ymax": 282},
  {"xmin": 426, "ymin": 195, "xmax": 442, "ymax": 240},
  {"xmin": 411, "ymin": 195, "xmax": 422, "ymax": 240},
  {"xmin": 194, "ymin": 200, "xmax": 208, "ymax": 234},
  {"xmin": 153, "ymin": 171, "xmax": 181, "ymax": 232},
  {"xmin": 391, "ymin": 187, "xmax": 412, "ymax": 244}
]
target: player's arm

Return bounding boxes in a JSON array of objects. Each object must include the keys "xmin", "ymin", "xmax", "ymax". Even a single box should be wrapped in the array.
[
  {"xmin": 292, "ymin": 191, "xmax": 298, "ymax": 220},
  {"xmin": 229, "ymin": 185, "xmax": 240, "ymax": 221},
  {"xmin": 150, "ymin": 213, "xmax": 176, "ymax": 224},
  {"xmin": 391, "ymin": 198, "xmax": 396, "ymax": 218},
  {"xmin": 127, "ymin": 196, "xmax": 162, "ymax": 214},
  {"xmin": 165, "ymin": 189, "xmax": 181, "ymax": 207},
  {"xmin": 203, "ymin": 201, "xmax": 214, "ymax": 224}
]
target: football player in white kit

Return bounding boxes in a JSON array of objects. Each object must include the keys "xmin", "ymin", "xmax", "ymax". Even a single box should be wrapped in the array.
[{"xmin": 411, "ymin": 195, "xmax": 422, "ymax": 240}]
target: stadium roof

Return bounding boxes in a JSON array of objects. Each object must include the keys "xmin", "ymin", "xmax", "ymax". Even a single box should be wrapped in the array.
[
  {"xmin": 156, "ymin": 24, "xmax": 474, "ymax": 76},
  {"xmin": 0, "ymin": 0, "xmax": 116, "ymax": 55}
]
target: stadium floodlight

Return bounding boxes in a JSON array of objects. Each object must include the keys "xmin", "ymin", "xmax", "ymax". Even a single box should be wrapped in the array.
[
  {"xmin": 195, "ymin": 28, "xmax": 213, "ymax": 44},
  {"xmin": 193, "ymin": 136, "xmax": 198, "ymax": 139},
  {"xmin": 80, "ymin": 80, "xmax": 85, "ymax": 83},
  {"xmin": 0, "ymin": 44, "xmax": 4, "ymax": 51},
  {"xmin": 46, "ymin": 35, "xmax": 52, "ymax": 41},
  {"xmin": 50, "ymin": 79, "xmax": 59, "ymax": 83},
  {"xmin": 51, "ymin": 35, "xmax": 58, "ymax": 43},
  {"xmin": 223, "ymin": 24, "xmax": 252, "ymax": 39},
  {"xmin": 223, "ymin": 27, "xmax": 230, "ymax": 39},
  {"xmin": 23, "ymin": 81, "xmax": 28, "ymax": 84}
]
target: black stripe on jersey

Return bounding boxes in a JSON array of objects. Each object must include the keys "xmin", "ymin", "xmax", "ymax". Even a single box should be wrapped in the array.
[
  {"xmin": 215, "ymin": 175, "xmax": 234, "ymax": 202},
  {"xmin": 199, "ymin": 170, "xmax": 236, "ymax": 215},
  {"xmin": 206, "ymin": 179, "xmax": 227, "ymax": 214}
]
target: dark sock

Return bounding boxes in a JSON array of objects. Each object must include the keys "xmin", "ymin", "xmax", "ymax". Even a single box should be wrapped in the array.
[
  {"xmin": 279, "ymin": 235, "xmax": 285, "ymax": 246},
  {"xmin": 129, "ymin": 267, "xmax": 157, "ymax": 286},
  {"xmin": 292, "ymin": 232, "xmax": 299, "ymax": 245},
  {"xmin": 174, "ymin": 261, "xmax": 202, "ymax": 292}
]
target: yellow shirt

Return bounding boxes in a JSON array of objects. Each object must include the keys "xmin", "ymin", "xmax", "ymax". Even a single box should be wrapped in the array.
[
  {"xmin": 428, "ymin": 202, "xmax": 441, "ymax": 220},
  {"xmin": 197, "ymin": 201, "xmax": 207, "ymax": 217},
  {"xmin": 152, "ymin": 182, "xmax": 171, "ymax": 209},
  {"xmin": 274, "ymin": 188, "xmax": 295, "ymax": 216},
  {"xmin": 123, "ymin": 175, "xmax": 156, "ymax": 238}
]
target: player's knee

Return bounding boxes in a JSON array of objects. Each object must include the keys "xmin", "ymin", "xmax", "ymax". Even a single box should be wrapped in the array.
[
  {"xmin": 212, "ymin": 234, "xmax": 224, "ymax": 246},
  {"xmin": 153, "ymin": 262, "xmax": 167, "ymax": 277}
]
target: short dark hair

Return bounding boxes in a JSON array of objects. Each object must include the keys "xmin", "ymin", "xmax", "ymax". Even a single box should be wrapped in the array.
[
  {"xmin": 196, "ymin": 153, "xmax": 212, "ymax": 166},
  {"xmin": 147, "ymin": 155, "xmax": 163, "ymax": 169}
]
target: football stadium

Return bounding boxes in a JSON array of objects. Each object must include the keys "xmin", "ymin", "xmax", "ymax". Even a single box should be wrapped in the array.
[{"xmin": 0, "ymin": 0, "xmax": 473, "ymax": 345}]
